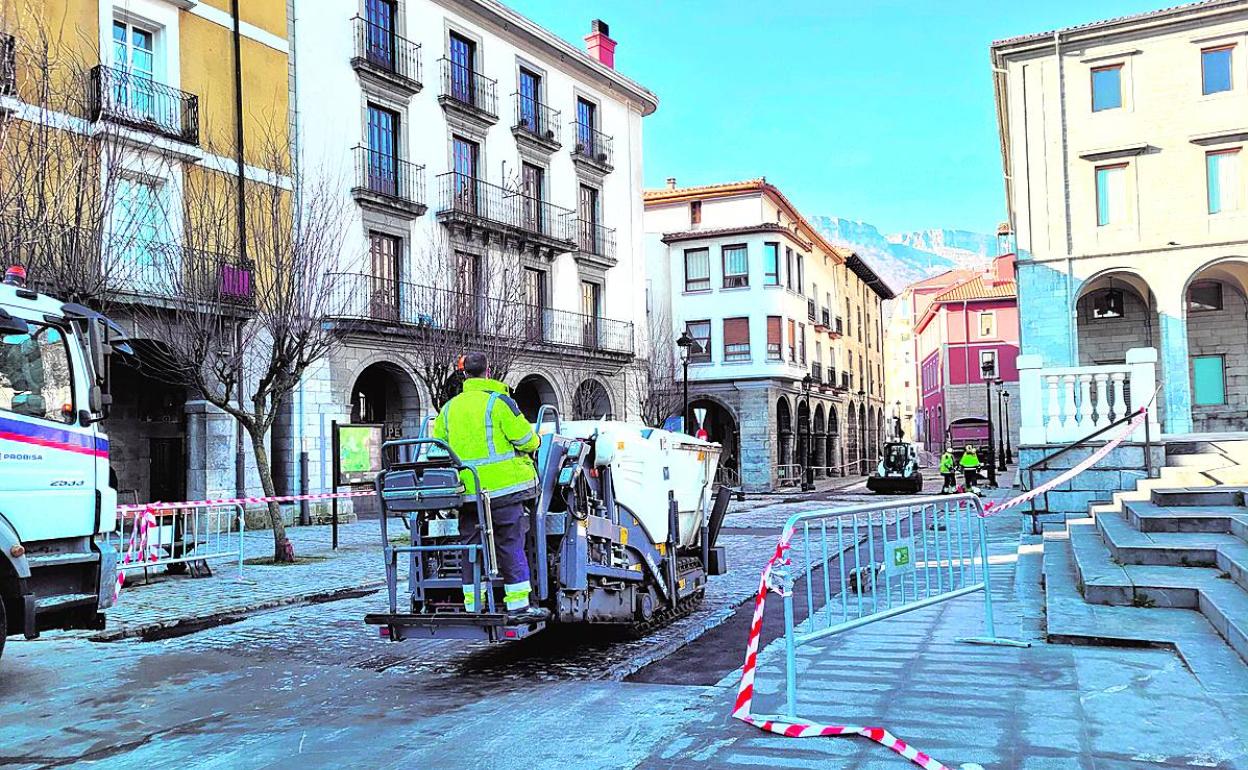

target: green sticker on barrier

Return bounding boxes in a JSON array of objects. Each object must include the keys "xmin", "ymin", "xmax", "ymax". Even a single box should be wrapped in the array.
[{"xmin": 885, "ymin": 539, "xmax": 915, "ymax": 576}]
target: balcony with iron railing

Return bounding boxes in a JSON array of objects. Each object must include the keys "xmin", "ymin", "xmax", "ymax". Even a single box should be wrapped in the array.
[
  {"xmin": 827, "ymin": 367, "xmax": 838, "ymax": 388},
  {"xmin": 512, "ymin": 94, "xmax": 561, "ymax": 151},
  {"xmin": 570, "ymin": 121, "xmax": 613, "ymax": 172},
  {"xmin": 830, "ymin": 316, "xmax": 844, "ymax": 338},
  {"xmin": 818, "ymin": 307, "xmax": 831, "ymax": 329},
  {"xmin": 436, "ymin": 172, "xmax": 576, "ymax": 256},
  {"xmin": 352, "ymin": 145, "xmax": 426, "ymax": 217},
  {"xmin": 351, "ymin": 16, "xmax": 422, "ymax": 94},
  {"xmin": 438, "ymin": 58, "xmax": 497, "ymax": 123},
  {"xmin": 89, "ymin": 65, "xmax": 199, "ymax": 145},
  {"xmin": 325, "ymin": 273, "xmax": 634, "ymax": 357},
  {"xmin": 575, "ymin": 219, "xmax": 617, "ymax": 267},
  {"xmin": 806, "ymin": 298, "xmax": 816, "ymax": 322}
]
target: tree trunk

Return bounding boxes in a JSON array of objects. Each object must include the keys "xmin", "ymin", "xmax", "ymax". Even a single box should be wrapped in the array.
[{"xmin": 248, "ymin": 428, "xmax": 294, "ymax": 562}]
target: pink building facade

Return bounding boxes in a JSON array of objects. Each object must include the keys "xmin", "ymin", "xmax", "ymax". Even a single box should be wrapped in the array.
[{"xmin": 912, "ymin": 255, "xmax": 1021, "ymax": 452}]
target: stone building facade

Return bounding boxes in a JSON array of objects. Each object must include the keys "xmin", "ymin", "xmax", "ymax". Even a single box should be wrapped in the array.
[{"xmin": 643, "ymin": 179, "xmax": 893, "ymax": 492}]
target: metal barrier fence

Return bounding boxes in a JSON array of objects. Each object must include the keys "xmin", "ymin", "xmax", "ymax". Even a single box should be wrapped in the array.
[
  {"xmin": 775, "ymin": 464, "xmax": 805, "ymax": 487},
  {"xmin": 771, "ymin": 493, "xmax": 1026, "ymax": 718},
  {"xmin": 110, "ymin": 504, "xmax": 245, "ymax": 578}
]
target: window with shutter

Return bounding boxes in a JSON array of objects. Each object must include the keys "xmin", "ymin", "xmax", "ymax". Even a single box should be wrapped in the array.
[
  {"xmin": 787, "ymin": 318, "xmax": 796, "ymax": 362},
  {"xmin": 723, "ymin": 317, "xmax": 750, "ymax": 362},
  {"xmin": 766, "ymin": 316, "xmax": 782, "ymax": 361}
]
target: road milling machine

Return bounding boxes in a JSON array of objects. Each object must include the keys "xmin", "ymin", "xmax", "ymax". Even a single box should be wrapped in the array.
[{"xmin": 365, "ymin": 409, "xmax": 732, "ymax": 642}]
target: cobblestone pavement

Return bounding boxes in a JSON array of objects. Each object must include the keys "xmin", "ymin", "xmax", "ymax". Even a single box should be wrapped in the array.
[{"xmin": 80, "ymin": 522, "xmax": 390, "ymax": 640}]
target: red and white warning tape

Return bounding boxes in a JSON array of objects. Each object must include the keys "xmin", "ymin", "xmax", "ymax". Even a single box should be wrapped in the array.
[
  {"xmin": 981, "ymin": 408, "xmax": 1147, "ymax": 517},
  {"xmin": 117, "ymin": 489, "xmax": 374, "ymax": 514},
  {"xmin": 732, "ymin": 526, "xmax": 961, "ymax": 769},
  {"xmin": 732, "ymin": 407, "xmax": 1150, "ymax": 767},
  {"xmin": 112, "ymin": 506, "xmax": 158, "ymax": 603}
]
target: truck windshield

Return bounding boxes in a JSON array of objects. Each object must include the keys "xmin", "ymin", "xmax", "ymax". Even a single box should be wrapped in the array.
[{"xmin": 0, "ymin": 320, "xmax": 74, "ymax": 424}]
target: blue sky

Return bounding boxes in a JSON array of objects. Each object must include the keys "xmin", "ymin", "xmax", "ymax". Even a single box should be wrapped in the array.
[{"xmin": 508, "ymin": 0, "xmax": 1177, "ymax": 235}]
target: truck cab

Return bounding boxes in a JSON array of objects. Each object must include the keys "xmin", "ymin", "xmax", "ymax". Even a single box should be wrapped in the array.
[{"xmin": 0, "ymin": 270, "xmax": 124, "ymax": 660}]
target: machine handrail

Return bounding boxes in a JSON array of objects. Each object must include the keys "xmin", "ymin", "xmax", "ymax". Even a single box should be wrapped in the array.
[{"xmin": 534, "ymin": 404, "xmax": 562, "ymax": 435}]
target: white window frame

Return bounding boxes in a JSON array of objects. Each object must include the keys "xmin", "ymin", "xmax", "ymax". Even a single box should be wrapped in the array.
[
  {"xmin": 979, "ymin": 349, "xmax": 998, "ymax": 380},
  {"xmin": 102, "ymin": 1, "xmax": 181, "ymax": 89},
  {"xmin": 978, "ymin": 311, "xmax": 996, "ymax": 339}
]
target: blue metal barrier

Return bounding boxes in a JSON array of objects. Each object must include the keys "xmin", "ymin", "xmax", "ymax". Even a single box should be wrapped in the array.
[{"xmin": 773, "ymin": 493, "xmax": 1028, "ymax": 718}]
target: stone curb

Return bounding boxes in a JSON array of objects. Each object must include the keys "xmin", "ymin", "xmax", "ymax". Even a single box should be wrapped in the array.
[{"xmin": 90, "ymin": 580, "xmax": 385, "ymax": 642}]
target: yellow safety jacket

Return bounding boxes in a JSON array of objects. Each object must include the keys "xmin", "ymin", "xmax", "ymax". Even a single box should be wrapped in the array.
[
  {"xmin": 939, "ymin": 454, "xmax": 955, "ymax": 474},
  {"xmin": 432, "ymin": 378, "xmax": 541, "ymax": 504}
]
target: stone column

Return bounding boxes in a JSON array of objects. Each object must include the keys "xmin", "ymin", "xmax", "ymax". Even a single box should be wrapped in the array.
[
  {"xmin": 184, "ymin": 400, "xmax": 238, "ymax": 502},
  {"xmin": 736, "ymin": 385, "xmax": 772, "ymax": 493},
  {"xmin": 1157, "ymin": 313, "xmax": 1192, "ymax": 434}
]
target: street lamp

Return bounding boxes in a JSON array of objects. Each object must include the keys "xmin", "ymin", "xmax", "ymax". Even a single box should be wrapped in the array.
[
  {"xmin": 980, "ymin": 359, "xmax": 998, "ymax": 488},
  {"xmin": 676, "ymin": 330, "xmax": 697, "ymax": 435},
  {"xmin": 894, "ymin": 399, "xmax": 902, "ymax": 440},
  {"xmin": 801, "ymin": 373, "xmax": 815, "ymax": 491},
  {"xmin": 995, "ymin": 379, "xmax": 1007, "ymax": 472},
  {"xmin": 1002, "ymin": 390, "xmax": 1013, "ymax": 464}
]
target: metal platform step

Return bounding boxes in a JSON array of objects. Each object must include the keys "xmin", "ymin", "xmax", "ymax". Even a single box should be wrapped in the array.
[{"xmin": 365, "ymin": 611, "xmax": 546, "ymax": 642}]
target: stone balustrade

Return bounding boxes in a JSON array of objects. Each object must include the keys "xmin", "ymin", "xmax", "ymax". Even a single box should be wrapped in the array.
[{"xmin": 1017, "ymin": 347, "xmax": 1162, "ymax": 445}]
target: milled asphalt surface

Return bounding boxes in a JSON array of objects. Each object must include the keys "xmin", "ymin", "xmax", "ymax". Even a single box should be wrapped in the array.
[{"xmin": 3, "ymin": 471, "xmax": 1247, "ymax": 768}]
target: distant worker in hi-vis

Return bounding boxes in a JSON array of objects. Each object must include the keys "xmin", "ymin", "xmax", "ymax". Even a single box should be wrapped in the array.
[
  {"xmin": 432, "ymin": 352, "xmax": 551, "ymax": 624},
  {"xmin": 939, "ymin": 449, "xmax": 956, "ymax": 494}
]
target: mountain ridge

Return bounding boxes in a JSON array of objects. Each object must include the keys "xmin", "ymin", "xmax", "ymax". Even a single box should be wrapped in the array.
[{"xmin": 810, "ymin": 216, "xmax": 998, "ymax": 291}]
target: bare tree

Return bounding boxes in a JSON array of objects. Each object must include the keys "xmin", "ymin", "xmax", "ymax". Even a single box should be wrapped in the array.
[
  {"xmin": 405, "ymin": 232, "xmax": 531, "ymax": 410},
  {"xmin": 629, "ymin": 307, "xmax": 684, "ymax": 427},
  {"xmin": 132, "ymin": 130, "xmax": 349, "ymax": 561},
  {"xmin": 0, "ymin": 6, "xmax": 171, "ymax": 303}
]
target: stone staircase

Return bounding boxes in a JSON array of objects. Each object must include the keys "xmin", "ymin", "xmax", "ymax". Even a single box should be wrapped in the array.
[
  {"xmin": 1088, "ymin": 438, "xmax": 1248, "ymax": 517},
  {"xmin": 1042, "ymin": 486, "xmax": 1248, "ymax": 672}
]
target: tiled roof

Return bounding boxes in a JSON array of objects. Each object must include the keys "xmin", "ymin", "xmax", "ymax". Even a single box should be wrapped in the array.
[
  {"xmin": 992, "ymin": 0, "xmax": 1237, "ymax": 48},
  {"xmin": 911, "ymin": 268, "xmax": 977, "ymax": 292},
  {"xmin": 660, "ymin": 223, "xmax": 813, "ymax": 249},
  {"xmin": 932, "ymin": 275, "xmax": 1017, "ymax": 303},
  {"xmin": 645, "ymin": 177, "xmax": 853, "ymax": 262}
]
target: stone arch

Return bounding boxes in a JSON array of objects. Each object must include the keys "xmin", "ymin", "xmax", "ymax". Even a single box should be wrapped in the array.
[
  {"xmin": 571, "ymin": 378, "xmax": 613, "ymax": 420},
  {"xmin": 109, "ymin": 339, "xmax": 190, "ymax": 504},
  {"xmin": 858, "ymin": 403, "xmax": 868, "ymax": 472},
  {"xmin": 776, "ymin": 395, "xmax": 793, "ymax": 472},
  {"xmin": 812, "ymin": 403, "xmax": 827, "ymax": 477},
  {"xmin": 350, "ymin": 360, "xmax": 425, "ymax": 440},
  {"xmin": 846, "ymin": 403, "xmax": 859, "ymax": 475},
  {"xmin": 1182, "ymin": 257, "xmax": 1248, "ymax": 432},
  {"xmin": 1074, "ymin": 269, "xmax": 1156, "ymax": 366},
  {"xmin": 826, "ymin": 405, "xmax": 841, "ymax": 476},
  {"xmin": 690, "ymin": 397, "xmax": 740, "ymax": 483},
  {"xmin": 513, "ymin": 373, "xmax": 560, "ymax": 421}
]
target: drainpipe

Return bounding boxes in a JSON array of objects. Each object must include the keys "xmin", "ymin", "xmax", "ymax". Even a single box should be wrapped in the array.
[
  {"xmin": 1055, "ymin": 29, "xmax": 1076, "ymax": 365},
  {"xmin": 231, "ymin": 0, "xmax": 247, "ymax": 497}
]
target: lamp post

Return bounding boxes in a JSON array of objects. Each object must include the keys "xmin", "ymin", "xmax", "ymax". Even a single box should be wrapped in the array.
[
  {"xmin": 801, "ymin": 373, "xmax": 815, "ymax": 491},
  {"xmin": 980, "ymin": 359, "xmax": 998, "ymax": 488},
  {"xmin": 995, "ymin": 379, "xmax": 1007, "ymax": 472},
  {"xmin": 894, "ymin": 399, "xmax": 902, "ymax": 440},
  {"xmin": 1002, "ymin": 390, "xmax": 1013, "ymax": 464},
  {"xmin": 676, "ymin": 330, "xmax": 695, "ymax": 435}
]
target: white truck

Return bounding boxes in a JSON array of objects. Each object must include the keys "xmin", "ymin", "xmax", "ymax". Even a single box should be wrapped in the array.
[{"xmin": 0, "ymin": 269, "xmax": 127, "ymax": 661}]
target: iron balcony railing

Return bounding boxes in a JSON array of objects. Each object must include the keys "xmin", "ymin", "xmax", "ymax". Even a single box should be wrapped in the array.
[
  {"xmin": 806, "ymin": 298, "xmax": 816, "ymax": 321},
  {"xmin": 841, "ymin": 371, "xmax": 851, "ymax": 390},
  {"xmin": 827, "ymin": 367, "xmax": 838, "ymax": 387},
  {"xmin": 326, "ymin": 273, "xmax": 634, "ymax": 355},
  {"xmin": 353, "ymin": 145, "xmax": 425, "ymax": 208},
  {"xmin": 0, "ymin": 33, "xmax": 15, "ymax": 96},
  {"xmin": 112, "ymin": 242, "xmax": 253, "ymax": 306},
  {"xmin": 352, "ymin": 16, "xmax": 422, "ymax": 87},
  {"xmin": 89, "ymin": 64, "xmax": 199, "ymax": 144},
  {"xmin": 571, "ymin": 121, "xmax": 613, "ymax": 168},
  {"xmin": 437, "ymin": 172, "xmax": 575, "ymax": 243},
  {"xmin": 439, "ymin": 58, "xmax": 497, "ymax": 117},
  {"xmin": 812, "ymin": 362, "xmax": 823, "ymax": 383},
  {"xmin": 576, "ymin": 219, "xmax": 616, "ymax": 261},
  {"xmin": 834, "ymin": 316, "xmax": 844, "ymax": 335},
  {"xmin": 513, "ymin": 93, "xmax": 560, "ymax": 143}
]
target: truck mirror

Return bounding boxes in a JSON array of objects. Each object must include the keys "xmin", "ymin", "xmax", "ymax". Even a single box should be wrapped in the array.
[
  {"xmin": 89, "ymin": 384, "xmax": 103, "ymax": 414},
  {"xmin": 0, "ymin": 308, "xmax": 28, "ymax": 335},
  {"xmin": 87, "ymin": 320, "xmax": 106, "ymax": 385}
]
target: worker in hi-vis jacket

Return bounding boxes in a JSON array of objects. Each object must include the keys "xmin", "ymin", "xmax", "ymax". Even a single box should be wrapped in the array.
[{"xmin": 432, "ymin": 351, "xmax": 551, "ymax": 624}]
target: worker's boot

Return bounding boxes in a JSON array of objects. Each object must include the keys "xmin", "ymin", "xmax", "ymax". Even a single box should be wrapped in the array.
[{"xmin": 506, "ymin": 605, "xmax": 551, "ymax": 624}]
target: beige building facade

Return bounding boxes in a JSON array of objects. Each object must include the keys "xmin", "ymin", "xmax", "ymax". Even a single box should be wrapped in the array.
[{"xmin": 992, "ymin": 0, "xmax": 1248, "ymax": 437}]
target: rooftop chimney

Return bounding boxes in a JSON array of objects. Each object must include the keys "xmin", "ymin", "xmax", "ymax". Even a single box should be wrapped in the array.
[
  {"xmin": 585, "ymin": 19, "xmax": 616, "ymax": 69},
  {"xmin": 666, "ymin": 177, "xmax": 676, "ymax": 190}
]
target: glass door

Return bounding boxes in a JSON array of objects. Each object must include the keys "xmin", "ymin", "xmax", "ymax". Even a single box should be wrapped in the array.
[
  {"xmin": 521, "ymin": 163, "xmax": 544, "ymax": 233},
  {"xmin": 523, "ymin": 268, "xmax": 546, "ymax": 342},
  {"xmin": 366, "ymin": 105, "xmax": 399, "ymax": 196},
  {"xmin": 518, "ymin": 68, "xmax": 540, "ymax": 133},
  {"xmin": 364, "ymin": 0, "xmax": 396, "ymax": 70},
  {"xmin": 449, "ymin": 33, "xmax": 475, "ymax": 104},
  {"xmin": 452, "ymin": 136, "xmax": 479, "ymax": 215},
  {"xmin": 368, "ymin": 232, "xmax": 399, "ymax": 321},
  {"xmin": 581, "ymin": 281, "xmax": 601, "ymax": 349}
]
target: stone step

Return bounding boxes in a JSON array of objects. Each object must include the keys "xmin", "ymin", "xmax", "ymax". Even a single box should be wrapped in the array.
[
  {"xmin": 1097, "ymin": 512, "xmax": 1248, "ymax": 596},
  {"xmin": 1041, "ymin": 532, "xmax": 1248, "ymax": 692},
  {"xmin": 1150, "ymin": 487, "xmax": 1244, "ymax": 508},
  {"xmin": 1088, "ymin": 470, "xmax": 1223, "ymax": 517},
  {"xmin": 1062, "ymin": 519, "xmax": 1248, "ymax": 663},
  {"xmin": 1124, "ymin": 499, "xmax": 1248, "ymax": 534}
]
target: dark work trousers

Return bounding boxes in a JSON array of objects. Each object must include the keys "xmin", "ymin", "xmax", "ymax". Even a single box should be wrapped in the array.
[
  {"xmin": 458, "ymin": 500, "xmax": 531, "ymax": 587},
  {"xmin": 963, "ymin": 468, "xmax": 979, "ymax": 488},
  {"xmin": 941, "ymin": 473, "xmax": 956, "ymax": 491}
]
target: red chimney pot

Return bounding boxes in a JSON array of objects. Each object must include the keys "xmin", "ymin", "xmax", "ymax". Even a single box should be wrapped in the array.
[{"xmin": 585, "ymin": 19, "xmax": 616, "ymax": 69}]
